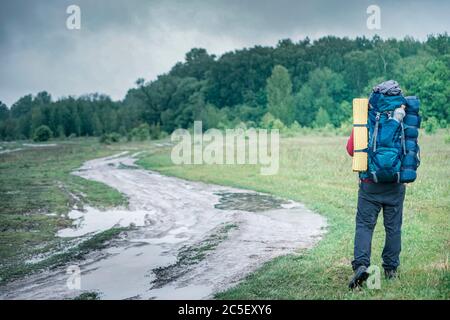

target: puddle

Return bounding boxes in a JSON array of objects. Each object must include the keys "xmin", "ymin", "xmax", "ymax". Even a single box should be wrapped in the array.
[
  {"xmin": 22, "ymin": 143, "xmax": 57, "ymax": 148},
  {"xmin": 0, "ymin": 143, "xmax": 57, "ymax": 155},
  {"xmin": 0, "ymin": 148, "xmax": 23, "ymax": 155},
  {"xmin": 57, "ymin": 207, "xmax": 150, "ymax": 238},
  {"xmin": 150, "ymin": 223, "xmax": 238, "ymax": 289},
  {"xmin": 78, "ymin": 244, "xmax": 176, "ymax": 300},
  {"xmin": 0, "ymin": 153, "xmax": 327, "ymax": 300}
]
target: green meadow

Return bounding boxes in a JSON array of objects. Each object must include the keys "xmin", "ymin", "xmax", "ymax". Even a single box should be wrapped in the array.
[
  {"xmin": 137, "ymin": 130, "xmax": 450, "ymax": 299},
  {"xmin": 0, "ymin": 131, "xmax": 449, "ymax": 299}
]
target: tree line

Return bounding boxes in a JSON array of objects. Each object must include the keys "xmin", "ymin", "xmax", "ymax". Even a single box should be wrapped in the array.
[{"xmin": 1, "ymin": 34, "xmax": 449, "ymax": 141}]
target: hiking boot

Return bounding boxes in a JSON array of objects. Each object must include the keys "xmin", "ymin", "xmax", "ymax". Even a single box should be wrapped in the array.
[
  {"xmin": 384, "ymin": 269, "xmax": 398, "ymax": 280},
  {"xmin": 348, "ymin": 265, "xmax": 369, "ymax": 290}
]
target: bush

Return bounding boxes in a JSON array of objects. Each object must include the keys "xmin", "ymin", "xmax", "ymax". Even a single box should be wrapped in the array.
[
  {"xmin": 439, "ymin": 119, "xmax": 448, "ymax": 129},
  {"xmin": 160, "ymin": 131, "xmax": 169, "ymax": 139},
  {"xmin": 99, "ymin": 134, "xmax": 110, "ymax": 144},
  {"xmin": 130, "ymin": 124, "xmax": 150, "ymax": 141},
  {"xmin": 33, "ymin": 125, "xmax": 53, "ymax": 142},
  {"xmin": 424, "ymin": 117, "xmax": 439, "ymax": 134},
  {"xmin": 260, "ymin": 113, "xmax": 276, "ymax": 129},
  {"xmin": 201, "ymin": 104, "xmax": 229, "ymax": 130},
  {"xmin": 272, "ymin": 119, "xmax": 286, "ymax": 130},
  {"xmin": 282, "ymin": 121, "xmax": 303, "ymax": 137},
  {"xmin": 234, "ymin": 122, "xmax": 247, "ymax": 130},
  {"xmin": 149, "ymin": 123, "xmax": 162, "ymax": 140},
  {"xmin": 289, "ymin": 121, "xmax": 302, "ymax": 132},
  {"xmin": 245, "ymin": 121, "xmax": 257, "ymax": 128},
  {"xmin": 259, "ymin": 113, "xmax": 286, "ymax": 130},
  {"xmin": 99, "ymin": 132, "xmax": 121, "ymax": 144}
]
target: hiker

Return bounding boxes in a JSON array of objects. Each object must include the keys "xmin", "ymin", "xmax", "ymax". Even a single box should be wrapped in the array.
[
  {"xmin": 346, "ymin": 125, "xmax": 406, "ymax": 288},
  {"xmin": 346, "ymin": 80, "xmax": 421, "ymax": 289}
]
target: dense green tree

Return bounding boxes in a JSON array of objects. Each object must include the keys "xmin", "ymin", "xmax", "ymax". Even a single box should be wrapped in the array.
[
  {"xmin": 199, "ymin": 104, "xmax": 229, "ymax": 130},
  {"xmin": 206, "ymin": 46, "xmax": 274, "ymax": 107},
  {"xmin": 395, "ymin": 54, "xmax": 450, "ymax": 121},
  {"xmin": 1, "ymin": 34, "xmax": 449, "ymax": 141},
  {"xmin": 314, "ymin": 107, "xmax": 331, "ymax": 128},
  {"xmin": 31, "ymin": 108, "xmax": 44, "ymax": 133},
  {"xmin": 426, "ymin": 33, "xmax": 450, "ymax": 55},
  {"xmin": 343, "ymin": 51, "xmax": 371, "ymax": 96},
  {"xmin": 294, "ymin": 68, "xmax": 348, "ymax": 127},
  {"xmin": 0, "ymin": 101, "xmax": 9, "ymax": 122},
  {"xmin": 170, "ymin": 48, "xmax": 216, "ymax": 80},
  {"xmin": 266, "ymin": 65, "xmax": 295, "ymax": 125},
  {"xmin": 294, "ymin": 85, "xmax": 315, "ymax": 126},
  {"xmin": 34, "ymin": 91, "xmax": 52, "ymax": 105}
]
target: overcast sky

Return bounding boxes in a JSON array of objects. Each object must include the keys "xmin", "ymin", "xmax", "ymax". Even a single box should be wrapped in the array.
[{"xmin": 1, "ymin": 0, "xmax": 449, "ymax": 106}]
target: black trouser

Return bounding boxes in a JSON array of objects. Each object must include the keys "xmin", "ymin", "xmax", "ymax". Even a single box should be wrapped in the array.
[{"xmin": 352, "ymin": 182, "xmax": 406, "ymax": 271}]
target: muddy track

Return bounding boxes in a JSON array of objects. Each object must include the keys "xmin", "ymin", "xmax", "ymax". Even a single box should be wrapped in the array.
[{"xmin": 0, "ymin": 152, "xmax": 326, "ymax": 300}]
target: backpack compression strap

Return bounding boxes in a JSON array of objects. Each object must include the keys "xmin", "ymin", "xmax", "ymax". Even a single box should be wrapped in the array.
[{"xmin": 372, "ymin": 112, "xmax": 381, "ymax": 152}]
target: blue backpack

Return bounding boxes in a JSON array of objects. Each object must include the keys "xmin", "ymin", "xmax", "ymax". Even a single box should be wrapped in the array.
[{"xmin": 360, "ymin": 91, "xmax": 421, "ymax": 183}]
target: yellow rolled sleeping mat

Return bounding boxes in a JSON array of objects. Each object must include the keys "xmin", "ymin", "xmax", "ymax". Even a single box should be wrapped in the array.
[{"xmin": 352, "ymin": 98, "xmax": 369, "ymax": 172}]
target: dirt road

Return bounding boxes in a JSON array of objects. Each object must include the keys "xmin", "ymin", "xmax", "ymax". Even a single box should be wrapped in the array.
[{"xmin": 0, "ymin": 152, "xmax": 326, "ymax": 300}]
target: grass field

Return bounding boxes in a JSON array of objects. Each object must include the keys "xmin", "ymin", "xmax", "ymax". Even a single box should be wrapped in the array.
[
  {"xmin": 0, "ymin": 139, "xmax": 128, "ymax": 283},
  {"xmin": 137, "ymin": 130, "xmax": 450, "ymax": 299},
  {"xmin": 1, "ymin": 132, "xmax": 448, "ymax": 299}
]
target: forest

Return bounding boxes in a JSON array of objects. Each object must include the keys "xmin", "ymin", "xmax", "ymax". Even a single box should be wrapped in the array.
[{"xmin": 0, "ymin": 34, "xmax": 449, "ymax": 141}]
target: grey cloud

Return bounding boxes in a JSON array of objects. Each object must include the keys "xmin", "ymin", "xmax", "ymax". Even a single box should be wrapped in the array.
[{"xmin": 0, "ymin": 0, "xmax": 449, "ymax": 106}]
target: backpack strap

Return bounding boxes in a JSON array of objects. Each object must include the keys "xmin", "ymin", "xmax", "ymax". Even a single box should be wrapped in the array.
[
  {"xmin": 400, "ymin": 122, "xmax": 406, "ymax": 156},
  {"xmin": 372, "ymin": 112, "xmax": 381, "ymax": 152}
]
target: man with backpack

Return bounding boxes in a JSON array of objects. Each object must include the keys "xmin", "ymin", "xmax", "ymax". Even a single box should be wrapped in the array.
[{"xmin": 346, "ymin": 80, "xmax": 421, "ymax": 289}]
